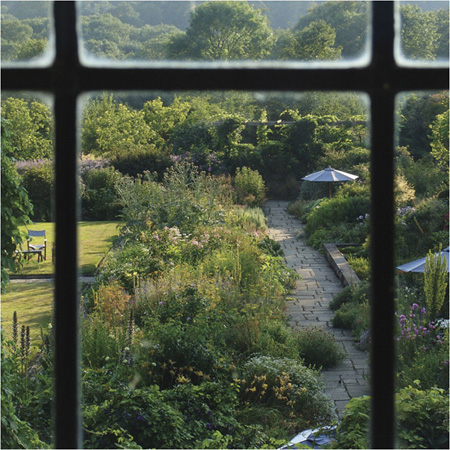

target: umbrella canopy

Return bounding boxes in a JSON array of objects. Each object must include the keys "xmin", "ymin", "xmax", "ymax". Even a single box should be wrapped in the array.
[
  {"xmin": 301, "ymin": 167, "xmax": 359, "ymax": 198},
  {"xmin": 397, "ymin": 247, "xmax": 449, "ymax": 273}
]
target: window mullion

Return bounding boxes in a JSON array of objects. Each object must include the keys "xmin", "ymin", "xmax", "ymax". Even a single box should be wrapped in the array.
[
  {"xmin": 370, "ymin": 2, "xmax": 396, "ymax": 448},
  {"xmin": 53, "ymin": 2, "xmax": 81, "ymax": 449}
]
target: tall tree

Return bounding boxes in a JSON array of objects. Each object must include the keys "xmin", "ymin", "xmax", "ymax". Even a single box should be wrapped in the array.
[
  {"xmin": 294, "ymin": 1, "xmax": 368, "ymax": 58},
  {"xmin": 276, "ymin": 20, "xmax": 342, "ymax": 61},
  {"xmin": 400, "ymin": 4, "xmax": 439, "ymax": 60},
  {"xmin": 1, "ymin": 97, "xmax": 53, "ymax": 160},
  {"xmin": 167, "ymin": 1, "xmax": 274, "ymax": 60},
  {"xmin": 1, "ymin": 121, "xmax": 33, "ymax": 292}
]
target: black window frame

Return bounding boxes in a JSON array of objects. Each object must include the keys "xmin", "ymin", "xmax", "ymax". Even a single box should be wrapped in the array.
[{"xmin": 2, "ymin": 2, "xmax": 448, "ymax": 448}]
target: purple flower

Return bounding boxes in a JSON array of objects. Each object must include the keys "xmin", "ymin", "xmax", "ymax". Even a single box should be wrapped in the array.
[
  {"xmin": 137, "ymin": 415, "xmax": 145, "ymax": 422},
  {"xmin": 206, "ymin": 423, "xmax": 214, "ymax": 430}
]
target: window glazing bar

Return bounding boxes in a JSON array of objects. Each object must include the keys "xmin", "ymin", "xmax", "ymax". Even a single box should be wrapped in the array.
[
  {"xmin": 370, "ymin": 5, "xmax": 396, "ymax": 448},
  {"xmin": 53, "ymin": 2, "xmax": 81, "ymax": 448}
]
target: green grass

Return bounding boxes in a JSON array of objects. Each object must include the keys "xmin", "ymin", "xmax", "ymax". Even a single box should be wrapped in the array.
[
  {"xmin": 1, "ymin": 281, "xmax": 53, "ymax": 345},
  {"xmin": 14, "ymin": 221, "xmax": 120, "ymax": 276}
]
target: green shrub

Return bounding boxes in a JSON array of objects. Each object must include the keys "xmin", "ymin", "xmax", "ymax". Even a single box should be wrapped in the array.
[
  {"xmin": 240, "ymin": 355, "xmax": 335, "ymax": 429},
  {"xmin": 330, "ymin": 281, "xmax": 370, "ymax": 311},
  {"xmin": 396, "ymin": 385, "xmax": 449, "ymax": 449},
  {"xmin": 81, "ymin": 166, "xmax": 123, "ymax": 220},
  {"xmin": 21, "ymin": 161, "xmax": 54, "ymax": 221},
  {"xmin": 287, "ymin": 198, "xmax": 323, "ymax": 223},
  {"xmin": 110, "ymin": 145, "xmax": 173, "ymax": 179},
  {"xmin": 397, "ymin": 198, "xmax": 449, "ymax": 258},
  {"xmin": 295, "ymin": 327, "xmax": 345, "ymax": 369},
  {"xmin": 334, "ymin": 387, "xmax": 449, "ymax": 449},
  {"xmin": 330, "ymin": 282, "xmax": 370, "ymax": 340},
  {"xmin": 251, "ymin": 320, "xmax": 300, "ymax": 359},
  {"xmin": 233, "ymin": 167, "xmax": 266, "ymax": 207},
  {"xmin": 228, "ymin": 206, "xmax": 267, "ymax": 231},
  {"xmin": 305, "ymin": 194, "xmax": 370, "ymax": 236},
  {"xmin": 332, "ymin": 396, "xmax": 370, "ymax": 449},
  {"xmin": 346, "ymin": 255, "xmax": 370, "ymax": 281},
  {"xmin": 83, "ymin": 382, "xmax": 190, "ymax": 449}
]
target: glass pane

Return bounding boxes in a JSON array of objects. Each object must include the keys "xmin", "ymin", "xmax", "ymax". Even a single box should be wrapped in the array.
[
  {"xmin": 78, "ymin": 90, "xmax": 372, "ymax": 448},
  {"xmin": 396, "ymin": 1, "xmax": 449, "ymax": 65},
  {"xmin": 394, "ymin": 91, "xmax": 449, "ymax": 447},
  {"xmin": 1, "ymin": 1, "xmax": 54, "ymax": 66},
  {"xmin": 1, "ymin": 92, "xmax": 55, "ymax": 447},
  {"xmin": 77, "ymin": 1, "xmax": 371, "ymax": 66}
]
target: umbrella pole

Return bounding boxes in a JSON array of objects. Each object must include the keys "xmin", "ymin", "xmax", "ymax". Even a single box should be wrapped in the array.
[{"xmin": 329, "ymin": 182, "xmax": 331, "ymax": 199}]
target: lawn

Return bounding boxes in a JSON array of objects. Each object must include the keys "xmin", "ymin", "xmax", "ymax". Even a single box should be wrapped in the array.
[
  {"xmin": 1, "ymin": 281, "xmax": 54, "ymax": 345},
  {"xmin": 14, "ymin": 221, "xmax": 120, "ymax": 276}
]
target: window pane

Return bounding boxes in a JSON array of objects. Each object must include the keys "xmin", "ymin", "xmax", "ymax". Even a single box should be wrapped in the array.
[
  {"xmin": 1, "ymin": 92, "xmax": 55, "ymax": 447},
  {"xmin": 394, "ymin": 90, "xmax": 449, "ymax": 448},
  {"xmin": 1, "ymin": 1, "xmax": 54, "ymax": 66},
  {"xmin": 396, "ymin": 1, "xmax": 449, "ymax": 65},
  {"xmin": 77, "ymin": 90, "xmax": 372, "ymax": 449},
  {"xmin": 77, "ymin": 1, "xmax": 371, "ymax": 66}
]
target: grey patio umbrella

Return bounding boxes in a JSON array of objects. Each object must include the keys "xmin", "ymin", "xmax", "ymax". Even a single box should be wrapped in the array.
[
  {"xmin": 397, "ymin": 247, "xmax": 449, "ymax": 273},
  {"xmin": 302, "ymin": 166, "xmax": 359, "ymax": 198}
]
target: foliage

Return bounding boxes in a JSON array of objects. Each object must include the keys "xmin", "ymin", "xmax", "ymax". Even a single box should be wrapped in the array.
[
  {"xmin": 395, "ymin": 198, "xmax": 449, "ymax": 259},
  {"xmin": 294, "ymin": 1, "xmax": 369, "ymax": 58},
  {"xmin": 167, "ymin": 1, "xmax": 274, "ymax": 60},
  {"xmin": 304, "ymin": 192, "xmax": 370, "ymax": 249},
  {"xmin": 81, "ymin": 166, "xmax": 123, "ymax": 220},
  {"xmin": 20, "ymin": 160, "xmax": 54, "ymax": 221},
  {"xmin": 332, "ymin": 396, "xmax": 370, "ymax": 449},
  {"xmin": 346, "ymin": 255, "xmax": 370, "ymax": 281},
  {"xmin": 429, "ymin": 109, "xmax": 449, "ymax": 189},
  {"xmin": 240, "ymin": 356, "xmax": 335, "ymax": 429},
  {"xmin": 110, "ymin": 145, "xmax": 173, "ymax": 179},
  {"xmin": 424, "ymin": 245, "xmax": 448, "ymax": 321},
  {"xmin": 396, "ymin": 385, "xmax": 449, "ymax": 449},
  {"xmin": 334, "ymin": 386, "xmax": 450, "ymax": 449},
  {"xmin": 81, "ymin": 94, "xmax": 156, "ymax": 157},
  {"xmin": 396, "ymin": 301, "xmax": 449, "ymax": 390},
  {"xmin": 1, "ymin": 124, "xmax": 33, "ymax": 292},
  {"xmin": 295, "ymin": 327, "xmax": 345, "ymax": 369},
  {"xmin": 1, "ymin": 97, "xmax": 53, "ymax": 160},
  {"xmin": 330, "ymin": 282, "xmax": 370, "ymax": 341},
  {"xmin": 277, "ymin": 20, "xmax": 342, "ymax": 61},
  {"xmin": 401, "ymin": 5, "xmax": 440, "ymax": 60},
  {"xmin": 398, "ymin": 91, "xmax": 448, "ymax": 160},
  {"xmin": 233, "ymin": 167, "xmax": 266, "ymax": 207}
]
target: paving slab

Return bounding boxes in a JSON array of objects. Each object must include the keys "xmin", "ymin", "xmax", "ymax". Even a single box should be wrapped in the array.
[{"xmin": 264, "ymin": 199, "xmax": 370, "ymax": 419}]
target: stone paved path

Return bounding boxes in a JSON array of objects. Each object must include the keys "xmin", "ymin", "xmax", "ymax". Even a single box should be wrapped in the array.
[{"xmin": 264, "ymin": 200, "xmax": 369, "ymax": 418}]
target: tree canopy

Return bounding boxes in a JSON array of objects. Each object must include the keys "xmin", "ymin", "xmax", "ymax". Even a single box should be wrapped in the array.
[{"xmin": 167, "ymin": 1, "xmax": 274, "ymax": 60}]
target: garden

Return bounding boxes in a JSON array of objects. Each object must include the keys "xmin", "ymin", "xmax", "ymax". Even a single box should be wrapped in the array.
[{"xmin": 2, "ymin": 1, "xmax": 449, "ymax": 448}]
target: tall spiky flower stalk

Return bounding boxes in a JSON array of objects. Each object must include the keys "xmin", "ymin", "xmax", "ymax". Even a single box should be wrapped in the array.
[
  {"xmin": 12, "ymin": 311, "xmax": 18, "ymax": 347},
  {"xmin": 25, "ymin": 326, "xmax": 31, "ymax": 358},
  {"xmin": 20, "ymin": 325, "xmax": 27, "ymax": 371}
]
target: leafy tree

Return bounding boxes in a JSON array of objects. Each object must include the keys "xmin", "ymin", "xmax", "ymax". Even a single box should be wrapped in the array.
[
  {"xmin": 167, "ymin": 1, "xmax": 274, "ymax": 60},
  {"xmin": 1, "ymin": 17, "xmax": 33, "ymax": 60},
  {"xmin": 1, "ymin": 121, "xmax": 33, "ymax": 292},
  {"xmin": 142, "ymin": 97, "xmax": 191, "ymax": 146},
  {"xmin": 16, "ymin": 38, "xmax": 47, "ymax": 60},
  {"xmin": 276, "ymin": 20, "xmax": 342, "ymax": 61},
  {"xmin": 0, "ymin": 97, "xmax": 53, "ymax": 160},
  {"xmin": 432, "ymin": 8, "xmax": 450, "ymax": 59},
  {"xmin": 81, "ymin": 94, "xmax": 156, "ymax": 156},
  {"xmin": 294, "ymin": 1, "xmax": 368, "ymax": 58},
  {"xmin": 400, "ymin": 4, "xmax": 439, "ymax": 60},
  {"xmin": 429, "ymin": 109, "xmax": 449, "ymax": 185},
  {"xmin": 398, "ymin": 91, "xmax": 448, "ymax": 159}
]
